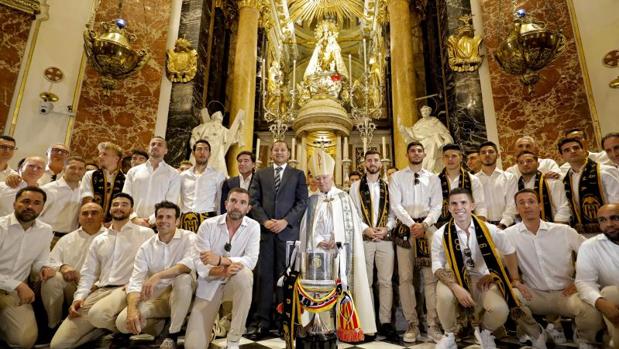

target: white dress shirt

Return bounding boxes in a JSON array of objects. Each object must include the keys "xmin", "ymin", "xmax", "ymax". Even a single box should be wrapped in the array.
[
  {"xmin": 0, "ymin": 166, "xmax": 17, "ymax": 183},
  {"xmin": 566, "ymin": 163, "xmax": 619, "ymax": 206},
  {"xmin": 239, "ymin": 174, "xmax": 253, "ymax": 190},
  {"xmin": 432, "ymin": 220, "xmax": 515, "ymax": 277},
  {"xmin": 560, "ymin": 151, "xmax": 612, "ymax": 177},
  {"xmin": 74, "ymin": 222, "xmax": 154, "ymax": 301},
  {"xmin": 39, "ymin": 178, "xmax": 81, "ymax": 232},
  {"xmin": 519, "ymin": 174, "xmax": 572, "ymax": 223},
  {"xmin": 180, "ymin": 166, "xmax": 225, "ymax": 214},
  {"xmin": 0, "ymin": 182, "xmax": 26, "ymax": 217},
  {"xmin": 193, "ymin": 214, "xmax": 260, "ymax": 301},
  {"xmin": 507, "ymin": 158, "xmax": 560, "ymax": 177},
  {"xmin": 38, "ymin": 166, "xmax": 62, "ymax": 186},
  {"xmin": 123, "ymin": 160, "xmax": 181, "ymax": 222},
  {"xmin": 80, "ymin": 169, "xmax": 122, "ymax": 200},
  {"xmin": 127, "ymin": 229, "xmax": 196, "ymax": 294},
  {"xmin": 0, "ymin": 214, "xmax": 53, "ymax": 291},
  {"xmin": 504, "ymin": 221, "xmax": 584, "ymax": 291},
  {"xmin": 388, "ymin": 167, "xmax": 443, "ymax": 227},
  {"xmin": 49, "ymin": 226, "xmax": 106, "ymax": 270},
  {"xmin": 447, "ymin": 174, "xmax": 488, "ymax": 218},
  {"xmin": 349, "ymin": 178, "xmax": 396, "ymax": 230},
  {"xmin": 476, "ymin": 168, "xmax": 518, "ymax": 226},
  {"xmin": 575, "ymin": 234, "xmax": 619, "ymax": 306}
]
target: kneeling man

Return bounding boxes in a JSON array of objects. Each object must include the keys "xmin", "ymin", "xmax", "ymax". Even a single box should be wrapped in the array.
[
  {"xmin": 184, "ymin": 188, "xmax": 259, "ymax": 349},
  {"xmin": 116, "ymin": 201, "xmax": 195, "ymax": 348}
]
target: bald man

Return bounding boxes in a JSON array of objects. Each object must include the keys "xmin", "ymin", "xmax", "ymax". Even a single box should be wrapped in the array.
[
  {"xmin": 505, "ymin": 136, "xmax": 561, "ymax": 178},
  {"xmin": 576, "ymin": 204, "xmax": 619, "ymax": 349},
  {"xmin": 0, "ymin": 156, "xmax": 46, "ymax": 216}
]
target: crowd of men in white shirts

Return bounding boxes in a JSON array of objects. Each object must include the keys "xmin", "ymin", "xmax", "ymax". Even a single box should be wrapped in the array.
[{"xmin": 0, "ymin": 128, "xmax": 617, "ymax": 349}]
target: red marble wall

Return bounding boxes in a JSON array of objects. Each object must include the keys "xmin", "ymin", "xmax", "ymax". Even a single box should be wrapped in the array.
[
  {"xmin": 480, "ymin": 0, "xmax": 595, "ymax": 167},
  {"xmin": 70, "ymin": 0, "xmax": 171, "ymax": 158},
  {"xmin": 0, "ymin": 5, "xmax": 34, "ymax": 133}
]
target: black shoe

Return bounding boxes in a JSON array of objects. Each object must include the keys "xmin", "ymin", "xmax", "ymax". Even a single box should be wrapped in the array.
[
  {"xmin": 246, "ymin": 326, "xmax": 270, "ymax": 341},
  {"xmin": 379, "ymin": 323, "xmax": 398, "ymax": 341}
]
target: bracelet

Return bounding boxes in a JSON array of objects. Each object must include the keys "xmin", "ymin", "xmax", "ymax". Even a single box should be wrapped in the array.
[{"xmin": 217, "ymin": 256, "xmax": 221, "ymax": 266}]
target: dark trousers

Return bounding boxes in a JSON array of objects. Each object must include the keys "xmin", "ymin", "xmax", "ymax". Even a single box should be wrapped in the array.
[{"xmin": 254, "ymin": 230, "xmax": 288, "ymax": 328}]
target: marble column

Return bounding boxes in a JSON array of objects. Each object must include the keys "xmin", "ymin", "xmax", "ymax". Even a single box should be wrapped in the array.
[
  {"xmin": 226, "ymin": 0, "xmax": 259, "ymax": 176},
  {"xmin": 388, "ymin": 0, "xmax": 418, "ymax": 169}
]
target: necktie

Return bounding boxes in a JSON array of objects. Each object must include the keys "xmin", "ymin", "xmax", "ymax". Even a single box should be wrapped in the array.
[{"xmin": 274, "ymin": 166, "xmax": 282, "ymax": 195}]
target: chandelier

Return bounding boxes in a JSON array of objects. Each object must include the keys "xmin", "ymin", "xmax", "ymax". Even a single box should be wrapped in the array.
[{"xmin": 494, "ymin": 8, "xmax": 565, "ymax": 93}]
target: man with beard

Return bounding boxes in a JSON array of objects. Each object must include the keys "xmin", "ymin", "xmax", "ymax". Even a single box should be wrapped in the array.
[
  {"xmin": 350, "ymin": 150, "xmax": 397, "ymax": 339},
  {"xmin": 0, "ymin": 187, "xmax": 55, "ymax": 349},
  {"xmin": 40, "ymin": 156, "xmax": 86, "ymax": 245},
  {"xmin": 515, "ymin": 151, "xmax": 571, "ymax": 224},
  {"xmin": 0, "ymin": 156, "xmax": 46, "ymax": 216},
  {"xmin": 475, "ymin": 141, "xmax": 517, "ymax": 229},
  {"xmin": 130, "ymin": 149, "xmax": 148, "ymax": 168},
  {"xmin": 123, "ymin": 137, "xmax": 180, "ymax": 227},
  {"xmin": 388, "ymin": 141, "xmax": 443, "ymax": 343},
  {"xmin": 50, "ymin": 193, "xmax": 154, "ymax": 348},
  {"xmin": 506, "ymin": 136, "xmax": 561, "ymax": 178},
  {"xmin": 560, "ymin": 129, "xmax": 612, "ymax": 176},
  {"xmin": 81, "ymin": 142, "xmax": 125, "ymax": 223},
  {"xmin": 41, "ymin": 203, "xmax": 105, "ymax": 335},
  {"xmin": 576, "ymin": 204, "xmax": 619, "ymax": 349},
  {"xmin": 248, "ymin": 141, "xmax": 308, "ymax": 338},
  {"xmin": 221, "ymin": 151, "xmax": 255, "ymax": 213},
  {"xmin": 185, "ymin": 188, "xmax": 260, "ymax": 349},
  {"xmin": 559, "ymin": 137, "xmax": 619, "ymax": 235},
  {"xmin": 602, "ymin": 132, "xmax": 619, "ymax": 169},
  {"xmin": 436, "ymin": 144, "xmax": 487, "ymax": 228},
  {"xmin": 117, "ymin": 201, "xmax": 195, "ymax": 349},
  {"xmin": 179, "ymin": 139, "xmax": 225, "ymax": 232}
]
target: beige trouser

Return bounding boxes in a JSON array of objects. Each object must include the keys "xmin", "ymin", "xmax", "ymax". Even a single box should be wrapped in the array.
[
  {"xmin": 50, "ymin": 286, "xmax": 126, "ymax": 349},
  {"xmin": 513, "ymin": 287, "xmax": 603, "ymax": 343},
  {"xmin": 0, "ymin": 290, "xmax": 38, "ymax": 348},
  {"xmin": 116, "ymin": 274, "xmax": 194, "ymax": 335},
  {"xmin": 363, "ymin": 240, "xmax": 394, "ymax": 324},
  {"xmin": 396, "ymin": 231, "xmax": 438, "ymax": 327},
  {"xmin": 601, "ymin": 286, "xmax": 619, "ymax": 349},
  {"xmin": 184, "ymin": 268, "xmax": 253, "ymax": 349},
  {"xmin": 41, "ymin": 272, "xmax": 77, "ymax": 328},
  {"xmin": 436, "ymin": 280, "xmax": 509, "ymax": 332}
]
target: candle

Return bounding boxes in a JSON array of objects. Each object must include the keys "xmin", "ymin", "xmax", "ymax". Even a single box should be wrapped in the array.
[
  {"xmin": 348, "ymin": 54, "xmax": 352, "ymax": 83},
  {"xmin": 292, "ymin": 59, "xmax": 297, "ymax": 87},
  {"xmin": 362, "ymin": 39, "xmax": 367, "ymax": 73},
  {"xmin": 343, "ymin": 137, "xmax": 349, "ymax": 160},
  {"xmin": 291, "ymin": 137, "xmax": 296, "ymax": 160},
  {"xmin": 362, "ymin": 138, "xmax": 368, "ymax": 155},
  {"xmin": 255, "ymin": 138, "xmax": 261, "ymax": 159},
  {"xmin": 261, "ymin": 58, "xmax": 266, "ymax": 93},
  {"xmin": 382, "ymin": 136, "xmax": 387, "ymax": 157}
]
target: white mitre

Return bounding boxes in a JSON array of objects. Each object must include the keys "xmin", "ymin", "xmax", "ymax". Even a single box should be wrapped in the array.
[{"xmin": 309, "ymin": 149, "xmax": 335, "ymax": 177}]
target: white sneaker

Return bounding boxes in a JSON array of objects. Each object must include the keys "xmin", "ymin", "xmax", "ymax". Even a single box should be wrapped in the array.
[
  {"xmin": 427, "ymin": 325, "xmax": 444, "ymax": 343},
  {"xmin": 159, "ymin": 338, "xmax": 176, "ymax": 349},
  {"xmin": 532, "ymin": 331, "xmax": 548, "ymax": 349},
  {"xmin": 226, "ymin": 340, "xmax": 240, "ymax": 349},
  {"xmin": 474, "ymin": 327, "xmax": 498, "ymax": 349},
  {"xmin": 546, "ymin": 323, "xmax": 567, "ymax": 344},
  {"xmin": 402, "ymin": 323, "xmax": 419, "ymax": 343},
  {"xmin": 435, "ymin": 332, "xmax": 457, "ymax": 349}
]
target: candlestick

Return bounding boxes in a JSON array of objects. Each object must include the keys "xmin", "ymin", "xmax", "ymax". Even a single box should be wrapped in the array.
[
  {"xmin": 362, "ymin": 39, "xmax": 367, "ymax": 73},
  {"xmin": 348, "ymin": 54, "xmax": 352, "ymax": 84},
  {"xmin": 261, "ymin": 58, "xmax": 266, "ymax": 92},
  {"xmin": 382, "ymin": 136, "xmax": 387, "ymax": 157},
  {"xmin": 291, "ymin": 137, "xmax": 296, "ymax": 160},
  {"xmin": 343, "ymin": 137, "xmax": 349, "ymax": 159},
  {"xmin": 255, "ymin": 138, "xmax": 261, "ymax": 160},
  {"xmin": 292, "ymin": 59, "xmax": 296, "ymax": 88}
]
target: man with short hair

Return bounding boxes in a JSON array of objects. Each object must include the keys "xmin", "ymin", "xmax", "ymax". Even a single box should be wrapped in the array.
[
  {"xmin": 50, "ymin": 193, "xmax": 154, "ymax": 348},
  {"xmin": 560, "ymin": 129, "xmax": 612, "ymax": 176},
  {"xmin": 576, "ymin": 204, "xmax": 619, "ymax": 349},
  {"xmin": 437, "ymin": 143, "xmax": 487, "ymax": 227},
  {"xmin": 41, "ymin": 202, "xmax": 105, "ymax": 332},
  {"xmin": 476, "ymin": 141, "xmax": 517, "ymax": 229},
  {"xmin": 506, "ymin": 136, "xmax": 561, "ymax": 177},
  {"xmin": 0, "ymin": 156, "xmax": 45, "ymax": 216},
  {"xmin": 0, "ymin": 135, "xmax": 18, "ymax": 182},
  {"xmin": 116, "ymin": 201, "xmax": 195, "ymax": 348},
  {"xmin": 602, "ymin": 132, "xmax": 619, "ymax": 168},
  {"xmin": 123, "ymin": 137, "xmax": 181, "ymax": 227},
  {"xmin": 515, "ymin": 151, "xmax": 571, "ymax": 224},
  {"xmin": 177, "ymin": 160, "xmax": 193, "ymax": 173},
  {"xmin": 466, "ymin": 151, "xmax": 482, "ymax": 173},
  {"xmin": 40, "ymin": 143, "xmax": 71, "ymax": 185},
  {"xmin": 389, "ymin": 141, "xmax": 443, "ymax": 343},
  {"xmin": 179, "ymin": 139, "xmax": 225, "ymax": 232},
  {"xmin": 40, "ymin": 156, "xmax": 86, "ymax": 244},
  {"xmin": 130, "ymin": 149, "xmax": 148, "ymax": 168},
  {"xmin": 432, "ymin": 188, "xmax": 528, "ymax": 349},
  {"xmin": 349, "ymin": 171, "xmax": 362, "ymax": 184},
  {"xmin": 185, "ymin": 188, "xmax": 260, "ymax": 349},
  {"xmin": 81, "ymin": 141, "xmax": 125, "ymax": 222},
  {"xmin": 248, "ymin": 140, "xmax": 308, "ymax": 338},
  {"xmin": 505, "ymin": 189, "xmax": 601, "ymax": 349},
  {"xmin": 559, "ymin": 137, "xmax": 619, "ymax": 235},
  {"xmin": 0, "ymin": 187, "xmax": 55, "ymax": 348},
  {"xmin": 221, "ymin": 150, "xmax": 255, "ymax": 213},
  {"xmin": 350, "ymin": 150, "xmax": 397, "ymax": 339}
]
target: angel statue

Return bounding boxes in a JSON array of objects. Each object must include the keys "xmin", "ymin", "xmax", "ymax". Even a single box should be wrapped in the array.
[
  {"xmin": 398, "ymin": 105, "xmax": 454, "ymax": 173},
  {"xmin": 190, "ymin": 108, "xmax": 245, "ymax": 176}
]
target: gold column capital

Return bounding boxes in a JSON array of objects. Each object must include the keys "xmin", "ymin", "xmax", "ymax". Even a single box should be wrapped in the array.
[
  {"xmin": 0, "ymin": 0, "xmax": 40, "ymax": 15},
  {"xmin": 237, "ymin": 0, "xmax": 261, "ymax": 10}
]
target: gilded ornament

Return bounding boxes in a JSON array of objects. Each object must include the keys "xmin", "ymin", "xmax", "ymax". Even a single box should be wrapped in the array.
[
  {"xmin": 447, "ymin": 15, "xmax": 483, "ymax": 72},
  {"xmin": 166, "ymin": 38, "xmax": 198, "ymax": 83},
  {"xmin": 602, "ymin": 49, "xmax": 619, "ymax": 89},
  {"xmin": 0, "ymin": 0, "xmax": 40, "ymax": 15}
]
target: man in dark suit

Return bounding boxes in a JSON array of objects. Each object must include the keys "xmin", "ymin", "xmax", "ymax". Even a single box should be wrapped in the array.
[
  {"xmin": 248, "ymin": 140, "xmax": 308, "ymax": 339},
  {"xmin": 221, "ymin": 151, "xmax": 256, "ymax": 213}
]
